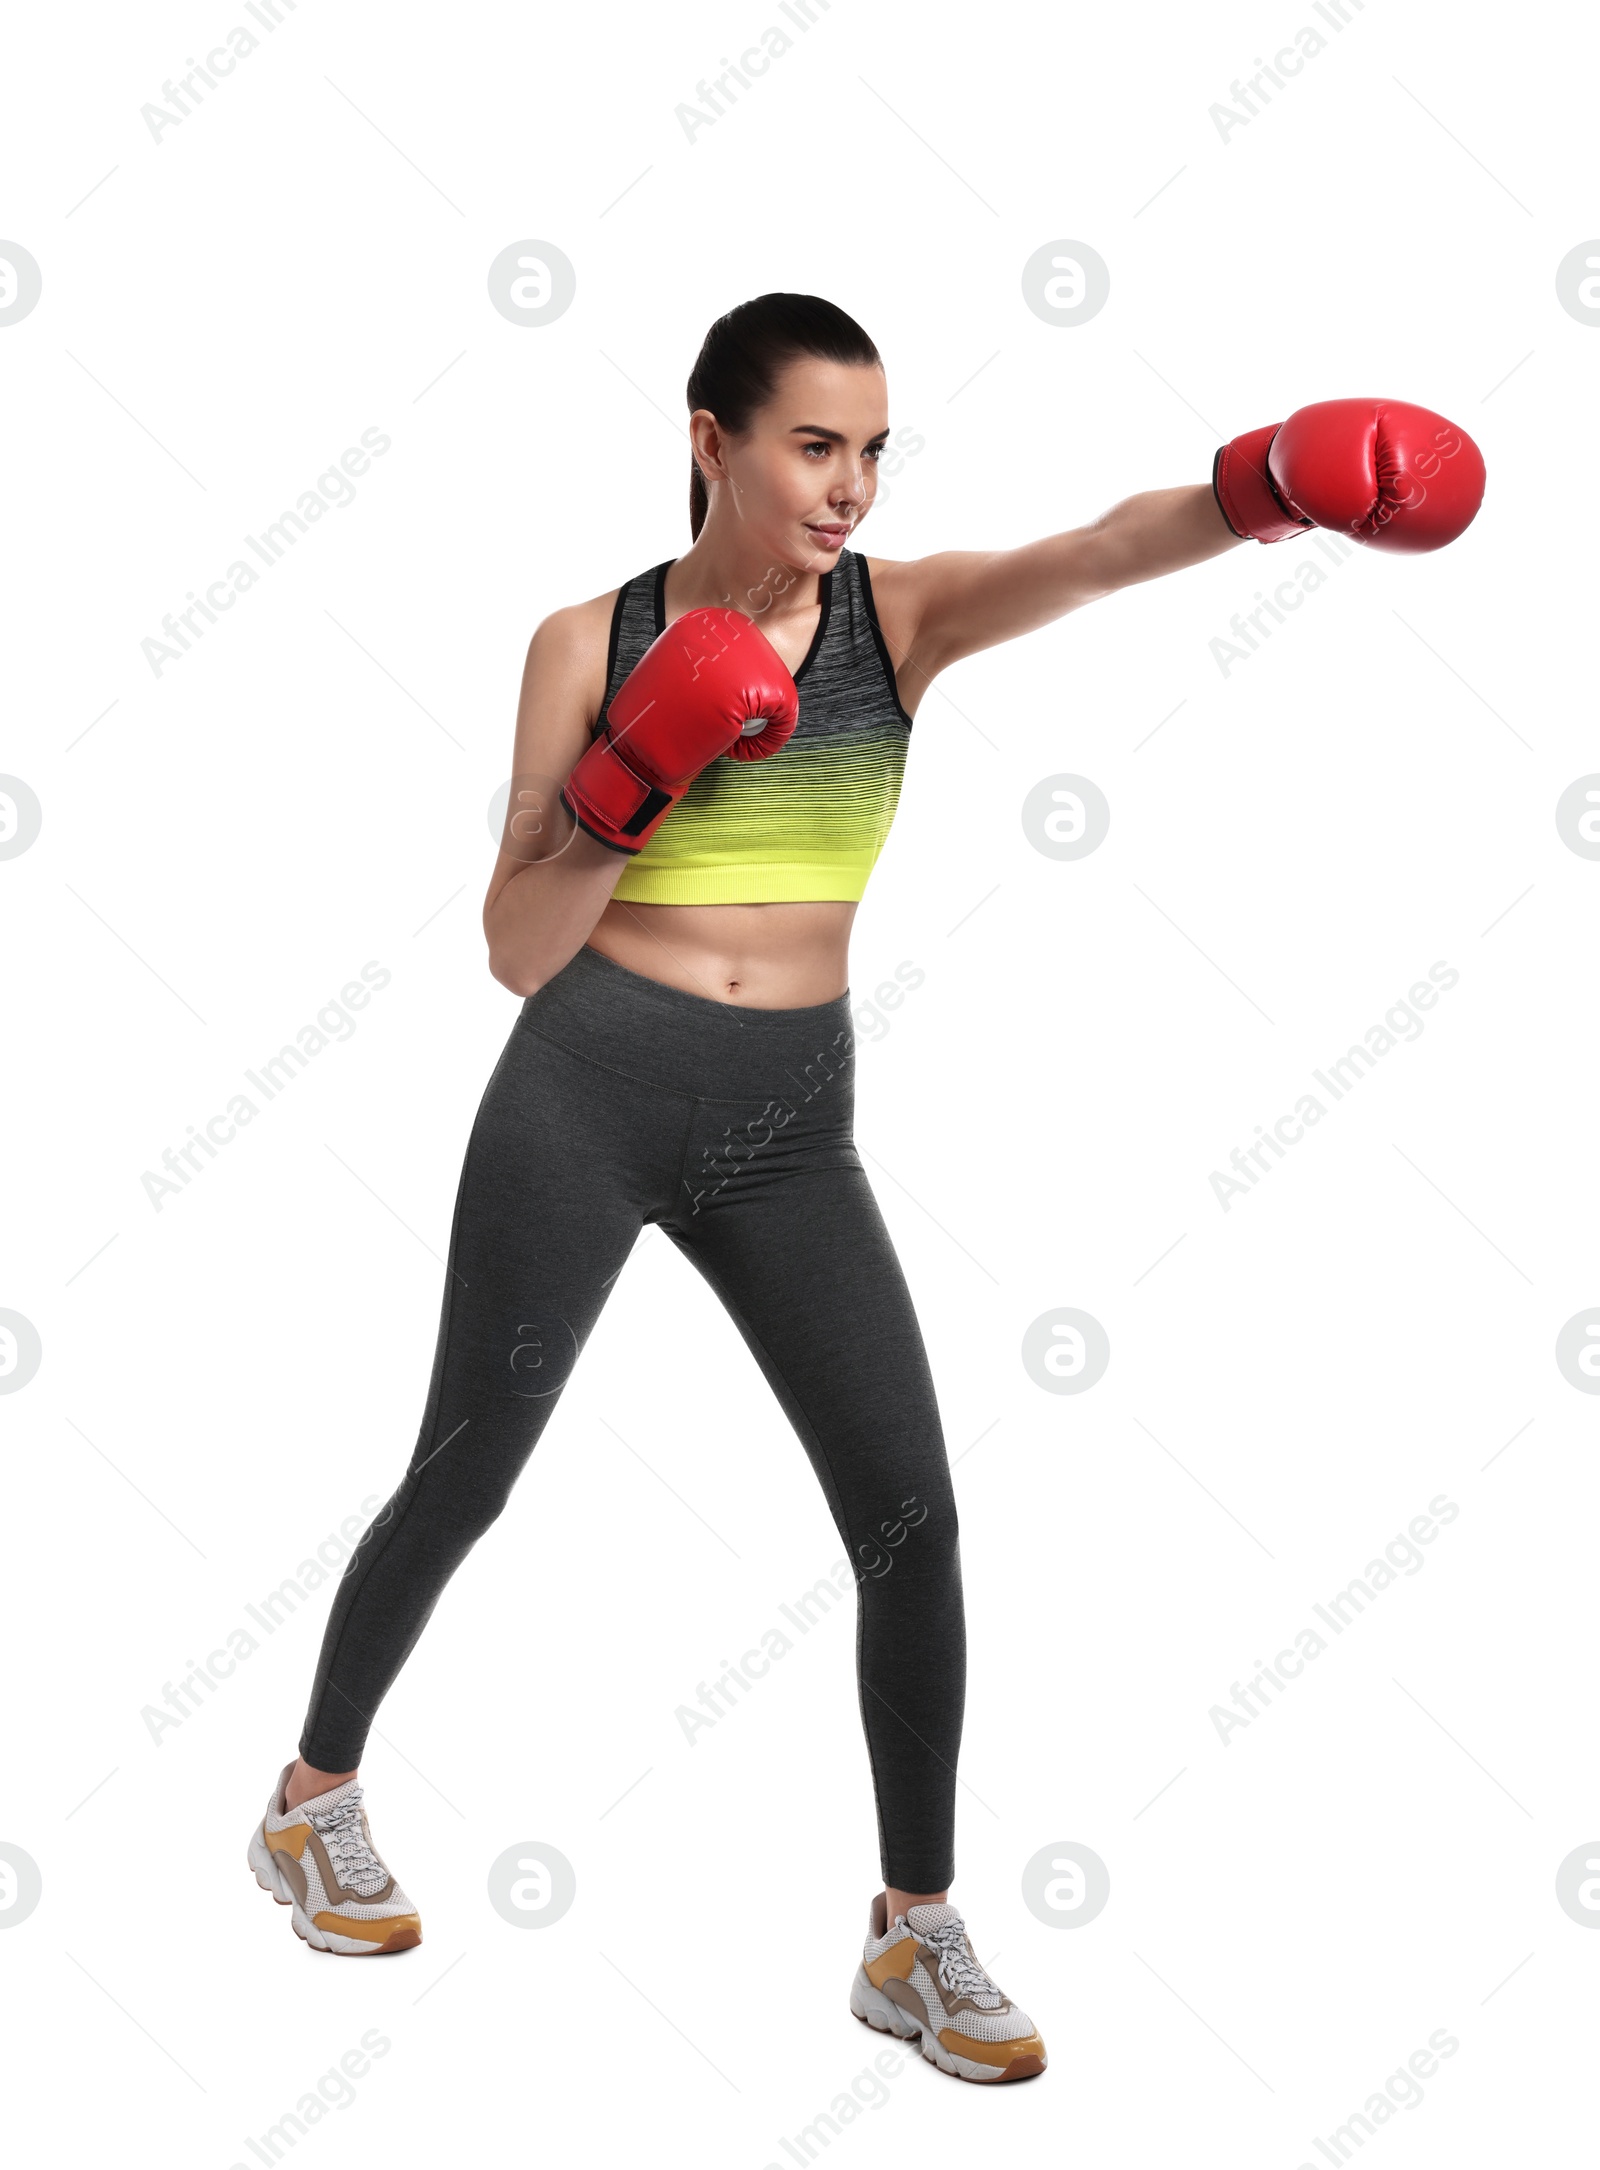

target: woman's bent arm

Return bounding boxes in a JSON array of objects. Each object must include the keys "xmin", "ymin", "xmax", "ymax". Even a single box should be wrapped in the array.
[{"xmin": 482, "ymin": 602, "xmax": 628, "ymax": 998}]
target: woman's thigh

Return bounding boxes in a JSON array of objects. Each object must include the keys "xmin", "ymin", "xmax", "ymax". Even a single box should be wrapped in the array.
[{"xmin": 663, "ymin": 1150, "xmax": 957, "ymax": 1578}]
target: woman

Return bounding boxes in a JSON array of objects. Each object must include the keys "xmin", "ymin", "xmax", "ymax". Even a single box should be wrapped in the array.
[{"xmin": 249, "ymin": 294, "xmax": 1483, "ymax": 2084}]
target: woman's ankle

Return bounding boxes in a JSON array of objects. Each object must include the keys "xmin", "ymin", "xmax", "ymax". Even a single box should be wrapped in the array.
[
  {"xmin": 284, "ymin": 1756, "xmax": 358, "ymax": 1810},
  {"xmin": 886, "ymin": 1884, "xmax": 949, "ymax": 1923}
]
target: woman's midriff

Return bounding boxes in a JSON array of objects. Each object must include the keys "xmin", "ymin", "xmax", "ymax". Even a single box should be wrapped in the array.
[{"xmin": 584, "ymin": 898, "xmax": 857, "ymax": 1009}]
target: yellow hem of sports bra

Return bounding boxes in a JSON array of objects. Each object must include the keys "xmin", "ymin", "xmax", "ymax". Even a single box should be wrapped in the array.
[{"xmin": 611, "ymin": 863, "xmax": 872, "ymax": 904}]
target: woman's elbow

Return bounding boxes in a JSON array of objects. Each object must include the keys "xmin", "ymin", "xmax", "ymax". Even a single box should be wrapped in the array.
[
  {"xmin": 484, "ymin": 895, "xmax": 537, "ymax": 997},
  {"xmin": 485, "ymin": 941, "xmax": 542, "ymax": 1000}
]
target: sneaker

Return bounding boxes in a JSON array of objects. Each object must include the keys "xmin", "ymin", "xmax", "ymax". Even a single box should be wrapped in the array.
[
  {"xmin": 849, "ymin": 1894, "xmax": 1046, "ymax": 2082},
  {"xmin": 248, "ymin": 1762, "xmax": 422, "ymax": 1955}
]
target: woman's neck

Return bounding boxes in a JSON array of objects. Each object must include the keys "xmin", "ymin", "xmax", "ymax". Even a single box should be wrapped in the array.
[{"xmin": 665, "ymin": 525, "xmax": 827, "ymax": 621}]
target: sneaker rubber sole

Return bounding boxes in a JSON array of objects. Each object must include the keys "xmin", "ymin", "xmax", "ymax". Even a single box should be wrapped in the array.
[{"xmin": 849, "ymin": 1964, "xmax": 1046, "ymax": 2083}]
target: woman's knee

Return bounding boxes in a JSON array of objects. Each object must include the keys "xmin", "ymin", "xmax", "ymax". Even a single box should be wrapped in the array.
[{"xmin": 852, "ymin": 1480, "xmax": 959, "ymax": 1583}]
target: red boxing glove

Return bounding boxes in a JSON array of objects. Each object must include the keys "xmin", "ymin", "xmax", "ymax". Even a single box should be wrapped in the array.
[
  {"xmin": 1214, "ymin": 399, "xmax": 1486, "ymax": 554},
  {"xmin": 560, "ymin": 607, "xmax": 799, "ymax": 854}
]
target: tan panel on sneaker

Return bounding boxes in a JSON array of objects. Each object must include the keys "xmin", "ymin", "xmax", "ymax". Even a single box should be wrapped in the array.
[
  {"xmin": 313, "ymin": 1911, "xmax": 421, "ymax": 1950},
  {"xmin": 938, "ymin": 2027, "xmax": 1046, "ymax": 2070},
  {"xmin": 865, "ymin": 1937, "xmax": 919, "ymax": 1990}
]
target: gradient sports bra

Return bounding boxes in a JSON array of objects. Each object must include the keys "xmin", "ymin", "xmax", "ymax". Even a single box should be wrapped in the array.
[{"xmin": 595, "ymin": 548, "xmax": 914, "ymax": 905}]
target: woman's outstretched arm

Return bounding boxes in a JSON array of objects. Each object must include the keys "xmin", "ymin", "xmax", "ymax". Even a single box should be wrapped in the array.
[
  {"xmin": 884, "ymin": 482, "xmax": 1241, "ymax": 684},
  {"xmin": 880, "ymin": 398, "xmax": 1486, "ymax": 688}
]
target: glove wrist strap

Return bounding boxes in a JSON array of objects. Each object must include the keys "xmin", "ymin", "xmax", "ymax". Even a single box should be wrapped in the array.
[
  {"xmin": 1213, "ymin": 424, "xmax": 1314, "ymax": 544},
  {"xmin": 560, "ymin": 725, "xmax": 678, "ymax": 854}
]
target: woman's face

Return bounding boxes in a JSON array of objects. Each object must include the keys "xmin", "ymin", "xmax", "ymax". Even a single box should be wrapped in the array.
[{"xmin": 694, "ymin": 354, "xmax": 890, "ymax": 575}]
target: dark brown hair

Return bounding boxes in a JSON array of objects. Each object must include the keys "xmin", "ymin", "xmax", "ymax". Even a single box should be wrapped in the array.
[{"xmin": 686, "ymin": 293, "xmax": 881, "ymax": 539}]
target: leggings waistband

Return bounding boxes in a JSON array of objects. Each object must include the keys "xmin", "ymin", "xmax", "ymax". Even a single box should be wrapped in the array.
[{"xmin": 518, "ymin": 942, "xmax": 857, "ymax": 1102}]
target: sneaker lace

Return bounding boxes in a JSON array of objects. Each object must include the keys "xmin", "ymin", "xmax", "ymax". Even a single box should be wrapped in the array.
[
  {"xmin": 309, "ymin": 1793, "xmax": 388, "ymax": 1896},
  {"xmin": 920, "ymin": 1917, "xmax": 1001, "ymax": 2005}
]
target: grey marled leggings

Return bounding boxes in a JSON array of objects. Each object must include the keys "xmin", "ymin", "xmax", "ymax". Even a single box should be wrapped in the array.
[{"xmin": 299, "ymin": 942, "xmax": 964, "ymax": 1890}]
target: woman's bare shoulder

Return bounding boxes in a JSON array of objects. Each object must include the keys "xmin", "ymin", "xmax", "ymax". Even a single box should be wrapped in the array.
[
  {"xmin": 523, "ymin": 581, "xmax": 625, "ymax": 724},
  {"xmin": 534, "ymin": 581, "xmax": 621, "ymax": 649}
]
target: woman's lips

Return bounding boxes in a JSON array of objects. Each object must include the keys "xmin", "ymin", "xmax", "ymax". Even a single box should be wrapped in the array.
[{"xmin": 806, "ymin": 523, "xmax": 850, "ymax": 547}]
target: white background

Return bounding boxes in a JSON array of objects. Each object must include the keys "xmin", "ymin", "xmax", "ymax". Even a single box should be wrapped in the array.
[{"xmin": 3, "ymin": 0, "xmax": 1596, "ymax": 2162}]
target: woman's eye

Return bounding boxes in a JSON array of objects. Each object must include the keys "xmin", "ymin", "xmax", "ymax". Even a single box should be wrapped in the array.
[{"xmin": 802, "ymin": 441, "xmax": 888, "ymax": 460}]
